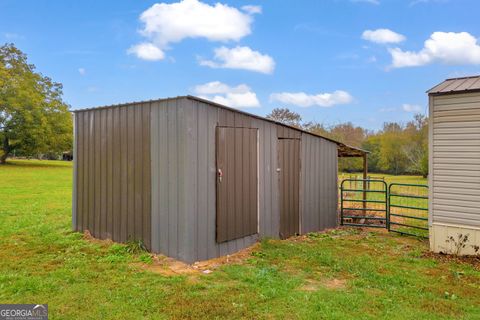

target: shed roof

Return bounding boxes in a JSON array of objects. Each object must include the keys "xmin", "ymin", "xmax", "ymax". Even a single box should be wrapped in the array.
[
  {"xmin": 73, "ymin": 95, "xmax": 367, "ymax": 157},
  {"xmin": 427, "ymin": 75, "xmax": 480, "ymax": 95}
]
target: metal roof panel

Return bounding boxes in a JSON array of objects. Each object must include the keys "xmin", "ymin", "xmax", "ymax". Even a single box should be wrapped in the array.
[{"xmin": 428, "ymin": 76, "xmax": 480, "ymax": 95}]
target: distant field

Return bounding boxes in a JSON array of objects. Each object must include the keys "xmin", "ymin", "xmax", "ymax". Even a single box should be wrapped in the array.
[
  {"xmin": 339, "ymin": 172, "xmax": 427, "ymax": 185},
  {"xmin": 1, "ymin": 160, "xmax": 479, "ymax": 319}
]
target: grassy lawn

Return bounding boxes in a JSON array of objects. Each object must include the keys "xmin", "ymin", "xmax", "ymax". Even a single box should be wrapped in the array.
[{"xmin": 1, "ymin": 160, "xmax": 479, "ymax": 319}]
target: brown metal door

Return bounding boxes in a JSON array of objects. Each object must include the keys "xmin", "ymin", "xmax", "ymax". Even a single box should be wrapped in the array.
[
  {"xmin": 216, "ymin": 126, "xmax": 258, "ymax": 243},
  {"xmin": 278, "ymin": 138, "xmax": 300, "ymax": 239}
]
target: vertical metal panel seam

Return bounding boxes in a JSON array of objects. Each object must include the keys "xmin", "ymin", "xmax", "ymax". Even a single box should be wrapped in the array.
[
  {"xmin": 144, "ymin": 102, "xmax": 152, "ymax": 249},
  {"xmin": 195, "ymin": 100, "xmax": 199, "ymax": 261},
  {"xmin": 77, "ymin": 112, "xmax": 83, "ymax": 232},
  {"xmin": 72, "ymin": 113, "xmax": 77, "ymax": 231},
  {"xmin": 334, "ymin": 143, "xmax": 339, "ymax": 226},
  {"xmin": 166, "ymin": 101, "xmax": 171, "ymax": 255},
  {"xmin": 192, "ymin": 99, "xmax": 199, "ymax": 261},
  {"xmin": 81, "ymin": 112, "xmax": 87, "ymax": 231},
  {"xmin": 428, "ymin": 96, "xmax": 434, "ymax": 228},
  {"xmin": 120, "ymin": 107, "xmax": 127, "ymax": 241},
  {"xmin": 137, "ymin": 105, "xmax": 142, "ymax": 241},
  {"xmin": 317, "ymin": 138, "xmax": 322, "ymax": 230},
  {"xmin": 150, "ymin": 104, "xmax": 157, "ymax": 252},
  {"xmin": 94, "ymin": 110, "xmax": 100, "ymax": 237},
  {"xmin": 107, "ymin": 109, "xmax": 112, "ymax": 239},
  {"xmin": 176, "ymin": 99, "xmax": 182, "ymax": 259},
  {"xmin": 100, "ymin": 109, "xmax": 107, "ymax": 238},
  {"xmin": 304, "ymin": 134, "xmax": 309, "ymax": 232}
]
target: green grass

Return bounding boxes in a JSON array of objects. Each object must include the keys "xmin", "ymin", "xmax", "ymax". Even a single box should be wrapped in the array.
[{"xmin": 1, "ymin": 160, "xmax": 479, "ymax": 319}]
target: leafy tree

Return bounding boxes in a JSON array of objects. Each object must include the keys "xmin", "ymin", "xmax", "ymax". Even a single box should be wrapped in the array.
[
  {"xmin": 328, "ymin": 123, "xmax": 367, "ymax": 172},
  {"xmin": 377, "ymin": 122, "xmax": 409, "ymax": 175},
  {"xmin": 362, "ymin": 135, "xmax": 381, "ymax": 172},
  {"xmin": 402, "ymin": 114, "xmax": 428, "ymax": 177},
  {"xmin": 329, "ymin": 122, "xmax": 367, "ymax": 148},
  {"xmin": 0, "ymin": 43, "xmax": 72, "ymax": 163},
  {"xmin": 303, "ymin": 122, "xmax": 330, "ymax": 137},
  {"xmin": 266, "ymin": 108, "xmax": 302, "ymax": 128}
]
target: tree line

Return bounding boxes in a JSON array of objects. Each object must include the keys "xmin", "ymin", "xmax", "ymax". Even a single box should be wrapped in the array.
[{"xmin": 267, "ymin": 108, "xmax": 428, "ymax": 177}]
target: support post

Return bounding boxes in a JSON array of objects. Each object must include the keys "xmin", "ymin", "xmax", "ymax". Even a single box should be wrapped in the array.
[{"xmin": 363, "ymin": 153, "xmax": 368, "ymax": 209}]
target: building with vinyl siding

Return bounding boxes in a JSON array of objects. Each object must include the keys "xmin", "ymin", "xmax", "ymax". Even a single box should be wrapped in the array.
[
  {"xmin": 428, "ymin": 76, "xmax": 480, "ymax": 255},
  {"xmin": 72, "ymin": 95, "xmax": 364, "ymax": 263}
]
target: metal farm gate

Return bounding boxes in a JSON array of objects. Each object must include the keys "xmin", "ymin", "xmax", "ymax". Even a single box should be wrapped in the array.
[
  {"xmin": 388, "ymin": 183, "xmax": 428, "ymax": 238},
  {"xmin": 340, "ymin": 179, "xmax": 388, "ymax": 228},
  {"xmin": 340, "ymin": 179, "xmax": 429, "ymax": 238}
]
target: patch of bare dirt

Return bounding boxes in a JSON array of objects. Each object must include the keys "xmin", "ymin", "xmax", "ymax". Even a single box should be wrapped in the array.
[
  {"xmin": 422, "ymin": 251, "xmax": 480, "ymax": 269},
  {"xmin": 136, "ymin": 256, "xmax": 199, "ymax": 277},
  {"xmin": 299, "ymin": 279, "xmax": 321, "ymax": 291},
  {"xmin": 298, "ymin": 278, "xmax": 347, "ymax": 291},
  {"xmin": 136, "ymin": 243, "xmax": 261, "ymax": 277},
  {"xmin": 194, "ymin": 243, "xmax": 261, "ymax": 270},
  {"xmin": 82, "ymin": 230, "xmax": 114, "ymax": 246},
  {"xmin": 323, "ymin": 278, "xmax": 347, "ymax": 289}
]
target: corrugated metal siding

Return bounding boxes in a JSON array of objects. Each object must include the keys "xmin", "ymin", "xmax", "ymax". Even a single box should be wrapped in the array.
[
  {"xmin": 74, "ymin": 103, "xmax": 151, "ymax": 248},
  {"xmin": 277, "ymin": 124, "xmax": 302, "ymax": 139},
  {"xmin": 75, "ymin": 96, "xmax": 341, "ymax": 263},
  {"xmin": 150, "ymin": 97, "xmax": 338, "ymax": 262},
  {"xmin": 72, "ymin": 114, "xmax": 77, "ymax": 231},
  {"xmin": 216, "ymin": 127, "xmax": 258, "ymax": 243},
  {"xmin": 151, "ymin": 98, "xmax": 279, "ymax": 262},
  {"xmin": 150, "ymin": 99, "xmax": 189, "ymax": 260},
  {"xmin": 252, "ymin": 118, "xmax": 280, "ymax": 239},
  {"xmin": 431, "ymin": 93, "xmax": 480, "ymax": 227},
  {"xmin": 278, "ymin": 138, "xmax": 300, "ymax": 239},
  {"xmin": 300, "ymin": 133, "xmax": 338, "ymax": 233}
]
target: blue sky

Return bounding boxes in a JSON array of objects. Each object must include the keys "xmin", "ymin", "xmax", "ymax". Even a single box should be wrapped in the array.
[{"xmin": 1, "ymin": 0, "xmax": 480, "ymax": 130}]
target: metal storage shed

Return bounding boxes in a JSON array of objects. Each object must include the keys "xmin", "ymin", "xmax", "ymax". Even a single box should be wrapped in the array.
[
  {"xmin": 428, "ymin": 76, "xmax": 480, "ymax": 255},
  {"xmin": 72, "ymin": 95, "xmax": 365, "ymax": 263}
]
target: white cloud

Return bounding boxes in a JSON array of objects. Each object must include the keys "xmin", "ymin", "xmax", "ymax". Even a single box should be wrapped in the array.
[
  {"xmin": 379, "ymin": 107, "xmax": 396, "ymax": 112},
  {"xmin": 193, "ymin": 81, "xmax": 260, "ymax": 108},
  {"xmin": 128, "ymin": 0, "xmax": 258, "ymax": 60},
  {"xmin": 241, "ymin": 5, "xmax": 262, "ymax": 14},
  {"xmin": 351, "ymin": 0, "xmax": 380, "ymax": 5},
  {"xmin": 3, "ymin": 32, "xmax": 21, "ymax": 39},
  {"xmin": 410, "ymin": 0, "xmax": 448, "ymax": 7},
  {"xmin": 402, "ymin": 104, "xmax": 423, "ymax": 112},
  {"xmin": 194, "ymin": 81, "xmax": 232, "ymax": 95},
  {"xmin": 389, "ymin": 32, "xmax": 480, "ymax": 68},
  {"xmin": 78, "ymin": 68, "xmax": 86, "ymax": 76},
  {"xmin": 389, "ymin": 48, "xmax": 430, "ymax": 67},
  {"xmin": 199, "ymin": 46, "xmax": 275, "ymax": 74},
  {"xmin": 127, "ymin": 42, "xmax": 165, "ymax": 61},
  {"xmin": 362, "ymin": 29, "xmax": 406, "ymax": 44},
  {"xmin": 269, "ymin": 91, "xmax": 353, "ymax": 108}
]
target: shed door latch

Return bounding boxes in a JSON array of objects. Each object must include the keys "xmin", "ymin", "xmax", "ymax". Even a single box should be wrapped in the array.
[{"xmin": 218, "ymin": 168, "xmax": 223, "ymax": 183}]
